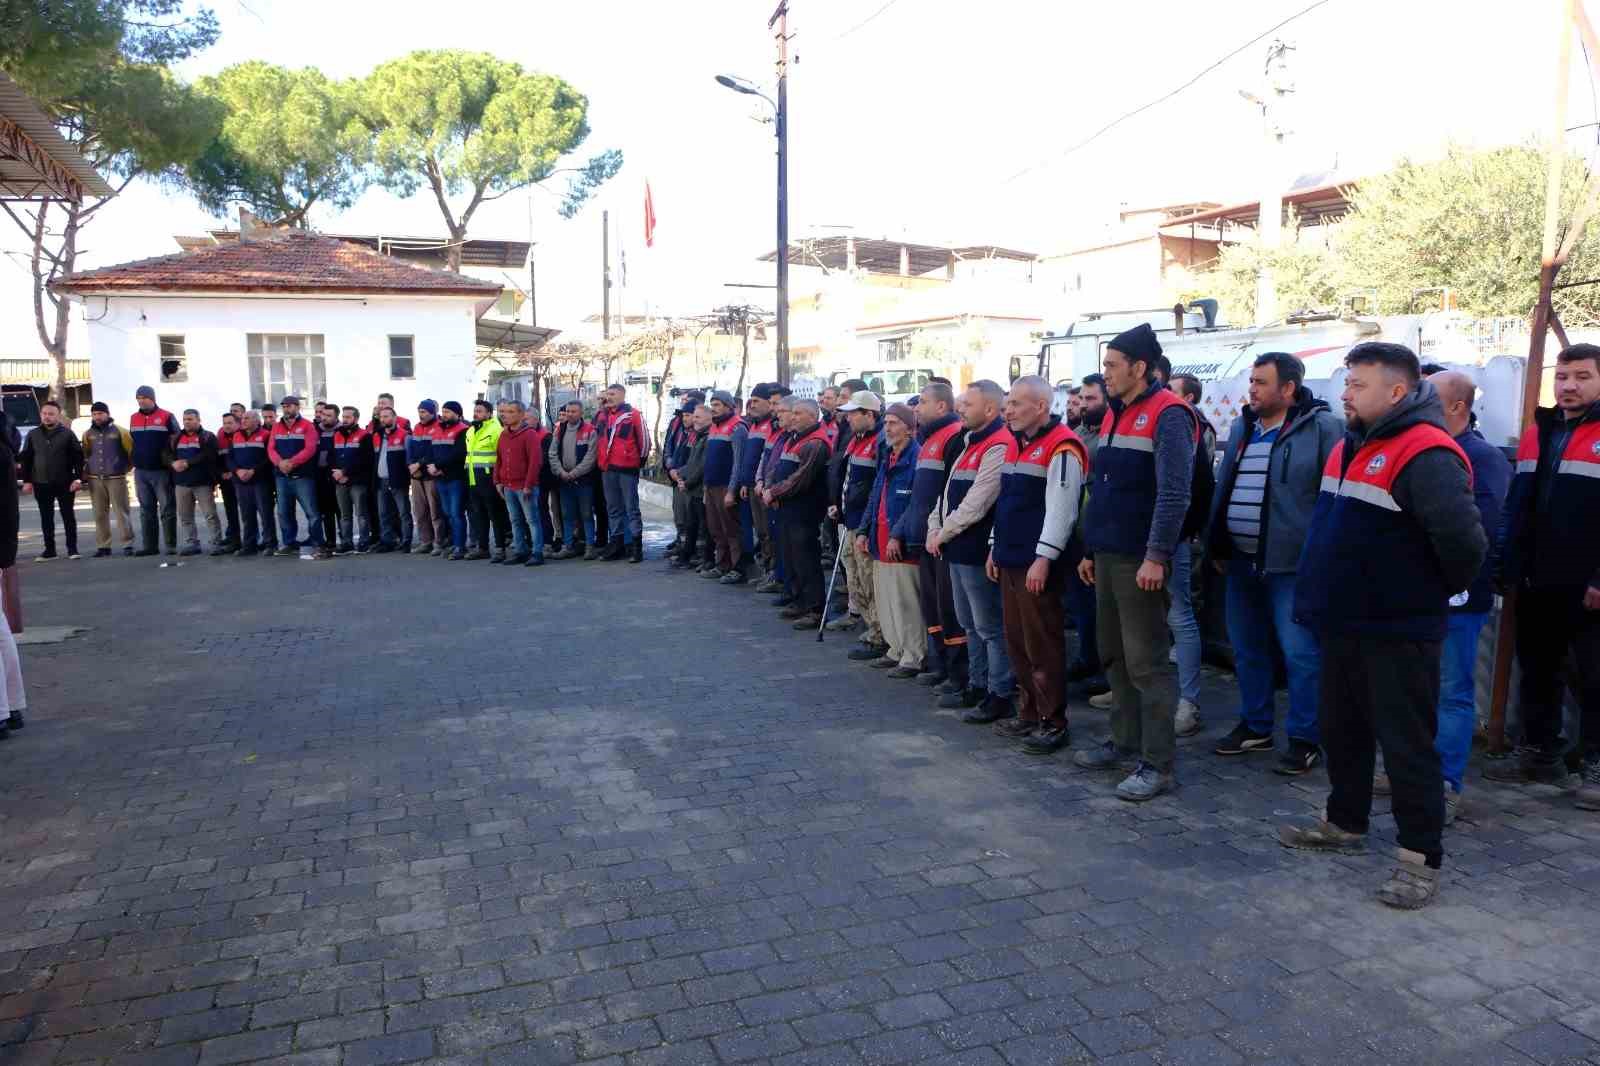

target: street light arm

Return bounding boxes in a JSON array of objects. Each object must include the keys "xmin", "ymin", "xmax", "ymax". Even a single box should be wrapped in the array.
[{"xmin": 714, "ymin": 74, "xmax": 776, "ymax": 110}]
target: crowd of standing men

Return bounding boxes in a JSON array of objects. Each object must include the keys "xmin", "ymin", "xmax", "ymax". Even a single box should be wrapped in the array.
[
  {"xmin": 659, "ymin": 328, "xmax": 1600, "ymax": 913},
  {"xmin": 25, "ymin": 384, "xmax": 661, "ymax": 567}
]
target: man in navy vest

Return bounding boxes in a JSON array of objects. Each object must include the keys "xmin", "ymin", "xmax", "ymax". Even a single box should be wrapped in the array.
[
  {"xmin": 907, "ymin": 381, "xmax": 969, "ymax": 691},
  {"xmin": 762, "ymin": 398, "xmax": 832, "ymax": 629},
  {"xmin": 702, "ymin": 391, "xmax": 749, "ymax": 583},
  {"xmin": 1281, "ymin": 342, "xmax": 1485, "ymax": 910},
  {"xmin": 1487, "ymin": 343, "xmax": 1600, "ymax": 808},
  {"xmin": 833, "ymin": 392, "xmax": 887, "ymax": 658},
  {"xmin": 1073, "ymin": 325, "xmax": 1197, "ymax": 801},
  {"xmin": 930, "ymin": 380, "xmax": 1015, "ymax": 723}
]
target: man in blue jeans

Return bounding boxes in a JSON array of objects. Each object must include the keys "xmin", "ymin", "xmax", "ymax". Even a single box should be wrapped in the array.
[
  {"xmin": 428, "ymin": 401, "xmax": 471, "ymax": 559},
  {"xmin": 596, "ymin": 385, "xmax": 649, "ymax": 562},
  {"xmin": 1204, "ymin": 353, "xmax": 1342, "ymax": 774},
  {"xmin": 548, "ymin": 401, "xmax": 598, "ymax": 557},
  {"xmin": 267, "ymin": 396, "xmax": 331, "ymax": 560},
  {"xmin": 1378, "ymin": 370, "xmax": 1509, "ymax": 822},
  {"xmin": 928, "ymin": 380, "xmax": 1016, "ymax": 722}
]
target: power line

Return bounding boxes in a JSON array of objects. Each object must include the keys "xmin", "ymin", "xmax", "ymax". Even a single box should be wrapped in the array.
[
  {"xmin": 1001, "ymin": 0, "xmax": 1337, "ymax": 185},
  {"xmin": 830, "ymin": 0, "xmax": 905, "ymax": 41}
]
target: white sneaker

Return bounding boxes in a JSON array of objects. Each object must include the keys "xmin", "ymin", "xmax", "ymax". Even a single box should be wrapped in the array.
[{"xmin": 1175, "ymin": 699, "xmax": 1202, "ymax": 738}]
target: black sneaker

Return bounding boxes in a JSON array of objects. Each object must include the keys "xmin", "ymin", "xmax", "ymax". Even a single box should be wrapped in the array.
[
  {"xmin": 934, "ymin": 678, "xmax": 964, "ymax": 696},
  {"xmin": 1023, "ymin": 725, "xmax": 1071, "ymax": 755},
  {"xmin": 962, "ymin": 693, "xmax": 1016, "ymax": 724},
  {"xmin": 848, "ymin": 645, "xmax": 888, "ymax": 662},
  {"xmin": 1214, "ymin": 723, "xmax": 1274, "ymax": 756},
  {"xmin": 915, "ymin": 670, "xmax": 948, "ymax": 688},
  {"xmin": 1274, "ymin": 739, "xmax": 1323, "ymax": 776},
  {"xmin": 791, "ymin": 612, "xmax": 824, "ymax": 631},
  {"xmin": 938, "ymin": 686, "xmax": 984, "ymax": 710},
  {"xmin": 122, "ymin": 547, "xmax": 136, "ymax": 557},
  {"xmin": 274, "ymin": 546, "xmax": 297, "ymax": 557},
  {"xmin": 1484, "ymin": 744, "xmax": 1569, "ymax": 785},
  {"xmin": 94, "ymin": 548, "xmax": 111, "ymax": 558},
  {"xmin": 993, "ymin": 718, "xmax": 1037, "ymax": 740}
]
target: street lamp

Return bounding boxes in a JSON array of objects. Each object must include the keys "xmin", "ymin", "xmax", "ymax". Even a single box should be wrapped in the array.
[{"xmin": 715, "ymin": 72, "xmax": 789, "ymax": 387}]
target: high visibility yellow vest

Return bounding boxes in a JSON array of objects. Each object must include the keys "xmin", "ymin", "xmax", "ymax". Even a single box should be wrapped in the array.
[{"xmin": 465, "ymin": 419, "xmax": 502, "ymax": 486}]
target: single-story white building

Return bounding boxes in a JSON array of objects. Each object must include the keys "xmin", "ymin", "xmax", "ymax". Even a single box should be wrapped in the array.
[{"xmin": 53, "ymin": 230, "xmax": 504, "ymax": 425}]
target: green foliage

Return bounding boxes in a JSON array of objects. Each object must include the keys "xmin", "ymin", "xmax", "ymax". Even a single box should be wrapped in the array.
[
  {"xmin": 1185, "ymin": 212, "xmax": 1343, "ymax": 325},
  {"xmin": 1338, "ymin": 143, "xmax": 1600, "ymax": 324},
  {"xmin": 181, "ymin": 62, "xmax": 370, "ymax": 225},
  {"xmin": 360, "ymin": 50, "xmax": 619, "ymax": 263},
  {"xmin": 1, "ymin": 0, "xmax": 218, "ymax": 71}
]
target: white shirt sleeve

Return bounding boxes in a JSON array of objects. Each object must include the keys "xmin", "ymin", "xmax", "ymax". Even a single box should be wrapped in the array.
[{"xmin": 1036, "ymin": 450, "xmax": 1084, "ymax": 561}]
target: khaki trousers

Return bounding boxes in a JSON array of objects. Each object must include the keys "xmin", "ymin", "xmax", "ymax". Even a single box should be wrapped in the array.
[
  {"xmin": 841, "ymin": 529, "xmax": 883, "ymax": 645},
  {"xmin": 873, "ymin": 559, "xmax": 923, "ymax": 669},
  {"xmin": 88, "ymin": 475, "xmax": 133, "ymax": 550},
  {"xmin": 1096, "ymin": 552, "xmax": 1178, "ymax": 770}
]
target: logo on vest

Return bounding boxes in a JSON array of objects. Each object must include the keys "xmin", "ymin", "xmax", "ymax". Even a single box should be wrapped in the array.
[
  {"xmin": 1133, "ymin": 413, "xmax": 1149, "ymax": 430},
  {"xmin": 1365, "ymin": 454, "xmax": 1387, "ymax": 475},
  {"xmin": 1592, "ymin": 440, "xmax": 1600, "ymax": 456},
  {"xmin": 1029, "ymin": 447, "xmax": 1043, "ymax": 459}
]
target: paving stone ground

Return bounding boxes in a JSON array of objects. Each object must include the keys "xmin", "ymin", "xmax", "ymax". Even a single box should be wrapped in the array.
[{"xmin": 2, "ymin": 511, "xmax": 1600, "ymax": 1066}]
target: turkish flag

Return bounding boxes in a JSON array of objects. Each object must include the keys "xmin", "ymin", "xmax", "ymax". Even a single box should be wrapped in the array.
[{"xmin": 644, "ymin": 181, "xmax": 657, "ymax": 248}]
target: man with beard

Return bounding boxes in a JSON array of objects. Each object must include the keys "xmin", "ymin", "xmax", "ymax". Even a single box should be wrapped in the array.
[
  {"xmin": 1281, "ymin": 342, "xmax": 1485, "ymax": 909},
  {"xmin": 1067, "ymin": 374, "xmax": 1109, "ymax": 697},
  {"xmin": 267, "ymin": 396, "xmax": 330, "ymax": 560},
  {"xmin": 408, "ymin": 400, "xmax": 445, "ymax": 556},
  {"xmin": 429, "ymin": 401, "xmax": 471, "ymax": 560}
]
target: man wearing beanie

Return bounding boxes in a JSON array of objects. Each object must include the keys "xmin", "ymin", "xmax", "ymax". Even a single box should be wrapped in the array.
[
  {"xmin": 1074, "ymin": 323, "xmax": 1198, "ymax": 800},
  {"xmin": 129, "ymin": 385, "xmax": 179, "ymax": 556},
  {"xmin": 701, "ymin": 390, "xmax": 749, "ymax": 582},
  {"xmin": 407, "ymin": 400, "xmax": 444, "ymax": 555},
  {"xmin": 429, "ymin": 400, "xmax": 471, "ymax": 559},
  {"xmin": 82, "ymin": 401, "xmax": 135, "ymax": 557},
  {"xmin": 763, "ymin": 397, "xmax": 833, "ymax": 628},
  {"xmin": 663, "ymin": 393, "xmax": 701, "ymax": 552},
  {"xmin": 857, "ymin": 402, "xmax": 923, "ymax": 673},
  {"xmin": 738, "ymin": 384, "xmax": 779, "ymax": 581}
]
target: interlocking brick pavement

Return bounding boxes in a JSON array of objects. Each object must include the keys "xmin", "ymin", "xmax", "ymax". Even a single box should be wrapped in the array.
[{"xmin": 2, "ymin": 532, "xmax": 1600, "ymax": 1066}]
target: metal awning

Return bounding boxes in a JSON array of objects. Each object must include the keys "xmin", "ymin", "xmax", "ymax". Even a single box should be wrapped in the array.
[
  {"xmin": 476, "ymin": 318, "xmax": 559, "ymax": 353},
  {"xmin": 760, "ymin": 237, "xmax": 1037, "ymax": 276},
  {"xmin": 0, "ymin": 72, "xmax": 114, "ymax": 202}
]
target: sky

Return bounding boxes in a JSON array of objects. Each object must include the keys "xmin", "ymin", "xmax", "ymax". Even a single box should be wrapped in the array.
[{"xmin": 0, "ymin": 0, "xmax": 1586, "ymax": 356}]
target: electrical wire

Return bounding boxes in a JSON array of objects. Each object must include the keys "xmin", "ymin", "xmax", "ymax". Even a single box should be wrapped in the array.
[
  {"xmin": 830, "ymin": 0, "xmax": 906, "ymax": 41},
  {"xmin": 1001, "ymin": 0, "xmax": 1337, "ymax": 185}
]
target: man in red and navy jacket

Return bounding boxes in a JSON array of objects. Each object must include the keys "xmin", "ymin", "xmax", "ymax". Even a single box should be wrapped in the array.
[
  {"xmin": 906, "ymin": 381, "xmax": 969, "ymax": 692},
  {"xmin": 130, "ymin": 384, "xmax": 179, "ymax": 556},
  {"xmin": 267, "ymin": 396, "xmax": 330, "ymax": 559},
  {"xmin": 1488, "ymin": 342, "xmax": 1600, "ymax": 804},
  {"xmin": 1283, "ymin": 342, "xmax": 1485, "ymax": 910},
  {"xmin": 832, "ymin": 392, "xmax": 886, "ymax": 660},
  {"xmin": 738, "ymin": 385, "xmax": 780, "ymax": 580},
  {"xmin": 229, "ymin": 410, "xmax": 276, "ymax": 555},
  {"xmin": 702, "ymin": 390, "xmax": 749, "ymax": 582},
  {"xmin": 370, "ymin": 407, "xmax": 412, "ymax": 552},
  {"xmin": 595, "ymin": 384, "xmax": 650, "ymax": 562},
  {"xmin": 428, "ymin": 401, "xmax": 470, "ymax": 558},
  {"xmin": 171, "ymin": 409, "xmax": 225, "ymax": 557},
  {"xmin": 330, "ymin": 406, "xmax": 372, "ymax": 554},
  {"xmin": 1074, "ymin": 325, "xmax": 1197, "ymax": 801}
]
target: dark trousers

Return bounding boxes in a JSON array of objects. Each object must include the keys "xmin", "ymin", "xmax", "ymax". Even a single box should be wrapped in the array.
[
  {"xmin": 219, "ymin": 476, "xmax": 240, "ymax": 545},
  {"xmin": 1064, "ymin": 540, "xmax": 1100, "ymax": 671},
  {"xmin": 780, "ymin": 518, "xmax": 824, "ymax": 612},
  {"xmin": 590, "ymin": 470, "xmax": 610, "ymax": 546},
  {"xmin": 235, "ymin": 478, "xmax": 274, "ymax": 551},
  {"xmin": 917, "ymin": 552, "xmax": 968, "ymax": 682},
  {"xmin": 704, "ymin": 487, "xmax": 743, "ymax": 572},
  {"xmin": 468, "ymin": 477, "xmax": 510, "ymax": 551},
  {"xmin": 672, "ymin": 483, "xmax": 690, "ymax": 542},
  {"xmin": 316, "ymin": 472, "xmax": 337, "ymax": 547},
  {"xmin": 376, "ymin": 477, "xmax": 412, "ymax": 548},
  {"xmin": 679, "ymin": 493, "xmax": 708, "ymax": 562},
  {"xmin": 1321, "ymin": 632, "xmax": 1444, "ymax": 865},
  {"xmin": 34, "ymin": 483, "xmax": 78, "ymax": 555},
  {"xmin": 1516, "ymin": 585, "xmax": 1600, "ymax": 758},
  {"xmin": 1000, "ymin": 564, "xmax": 1067, "ymax": 727}
]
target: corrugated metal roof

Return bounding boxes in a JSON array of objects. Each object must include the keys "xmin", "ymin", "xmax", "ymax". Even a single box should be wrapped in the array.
[
  {"xmin": 0, "ymin": 72, "xmax": 115, "ymax": 200},
  {"xmin": 0, "ymin": 358, "xmax": 90, "ymax": 386}
]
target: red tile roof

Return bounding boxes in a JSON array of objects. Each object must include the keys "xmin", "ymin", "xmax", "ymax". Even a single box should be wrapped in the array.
[{"xmin": 53, "ymin": 230, "xmax": 504, "ymax": 297}]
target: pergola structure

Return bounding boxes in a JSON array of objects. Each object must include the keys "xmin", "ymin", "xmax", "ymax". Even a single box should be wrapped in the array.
[{"xmin": 0, "ymin": 72, "xmax": 113, "ymax": 203}]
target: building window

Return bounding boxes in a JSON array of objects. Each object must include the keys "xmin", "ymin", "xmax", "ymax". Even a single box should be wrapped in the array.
[
  {"xmin": 877, "ymin": 336, "xmax": 912, "ymax": 362},
  {"xmin": 389, "ymin": 336, "xmax": 415, "ymax": 379},
  {"xmin": 246, "ymin": 333, "xmax": 326, "ymax": 408},
  {"xmin": 159, "ymin": 335, "xmax": 187, "ymax": 382}
]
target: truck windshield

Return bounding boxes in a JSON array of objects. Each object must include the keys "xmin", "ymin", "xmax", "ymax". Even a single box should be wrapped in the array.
[{"xmin": 3, "ymin": 393, "xmax": 39, "ymax": 427}]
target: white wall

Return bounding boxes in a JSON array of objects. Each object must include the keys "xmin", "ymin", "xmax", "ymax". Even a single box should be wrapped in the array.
[{"xmin": 73, "ymin": 293, "xmax": 483, "ymax": 424}]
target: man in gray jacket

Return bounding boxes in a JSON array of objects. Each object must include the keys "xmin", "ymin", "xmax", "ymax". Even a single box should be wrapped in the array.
[
  {"xmin": 548, "ymin": 401, "xmax": 599, "ymax": 559},
  {"xmin": 1206, "ymin": 353, "xmax": 1344, "ymax": 775}
]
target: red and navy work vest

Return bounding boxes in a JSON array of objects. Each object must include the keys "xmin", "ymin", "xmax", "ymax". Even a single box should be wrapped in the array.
[
  {"xmin": 841, "ymin": 428, "xmax": 883, "ymax": 529},
  {"xmin": 1293, "ymin": 422, "xmax": 1469, "ymax": 639},
  {"xmin": 373, "ymin": 425, "xmax": 410, "ymax": 480},
  {"xmin": 268, "ymin": 415, "xmax": 319, "ymax": 477},
  {"xmin": 229, "ymin": 427, "xmax": 272, "ymax": 473},
  {"xmin": 599, "ymin": 405, "xmax": 646, "ymax": 471},
  {"xmin": 1500, "ymin": 402, "xmax": 1600, "ymax": 590},
  {"xmin": 773, "ymin": 423, "xmax": 832, "ymax": 523},
  {"xmin": 941, "ymin": 417, "xmax": 1016, "ymax": 566},
  {"xmin": 129, "ymin": 406, "xmax": 177, "ymax": 471},
  {"xmin": 738, "ymin": 415, "xmax": 776, "ymax": 487},
  {"xmin": 1082, "ymin": 383, "xmax": 1196, "ymax": 557},
  {"xmin": 172, "ymin": 428, "xmax": 213, "ymax": 486},
  {"xmin": 704, "ymin": 412, "xmax": 745, "ymax": 488},
  {"xmin": 907, "ymin": 414, "xmax": 964, "ymax": 548},
  {"xmin": 991, "ymin": 418, "xmax": 1087, "ymax": 569}
]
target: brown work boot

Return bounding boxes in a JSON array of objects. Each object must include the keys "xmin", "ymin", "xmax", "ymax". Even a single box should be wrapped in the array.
[
  {"xmin": 1376, "ymin": 849, "xmax": 1440, "ymax": 909},
  {"xmin": 1277, "ymin": 818, "xmax": 1367, "ymax": 854}
]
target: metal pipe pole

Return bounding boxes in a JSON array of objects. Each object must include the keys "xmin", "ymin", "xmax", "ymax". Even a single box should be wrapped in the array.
[
  {"xmin": 773, "ymin": 1, "xmax": 791, "ymax": 386},
  {"xmin": 602, "ymin": 209, "xmax": 611, "ymax": 340}
]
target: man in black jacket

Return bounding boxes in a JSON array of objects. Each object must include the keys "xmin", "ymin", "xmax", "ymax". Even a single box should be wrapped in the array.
[
  {"xmin": 19, "ymin": 400, "xmax": 84, "ymax": 560},
  {"xmin": 1280, "ymin": 343, "xmax": 1486, "ymax": 910},
  {"xmin": 171, "ymin": 409, "xmax": 224, "ymax": 556}
]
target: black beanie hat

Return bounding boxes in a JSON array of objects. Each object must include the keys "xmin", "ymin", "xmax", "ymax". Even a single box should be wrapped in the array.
[
  {"xmin": 1108, "ymin": 323, "xmax": 1162, "ymax": 371},
  {"xmin": 91, "ymin": 401, "xmax": 110, "ymax": 414},
  {"xmin": 442, "ymin": 400, "xmax": 464, "ymax": 417}
]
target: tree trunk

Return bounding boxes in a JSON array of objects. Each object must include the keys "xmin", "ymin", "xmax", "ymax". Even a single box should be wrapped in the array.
[
  {"xmin": 734, "ymin": 325, "xmax": 751, "ymax": 400},
  {"xmin": 447, "ymin": 223, "xmax": 465, "ymax": 273},
  {"xmin": 529, "ymin": 369, "xmax": 544, "ymax": 426},
  {"xmin": 25, "ymin": 200, "xmax": 78, "ymax": 407}
]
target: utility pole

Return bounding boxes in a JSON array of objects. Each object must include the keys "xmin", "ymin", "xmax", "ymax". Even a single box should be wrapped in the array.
[
  {"xmin": 771, "ymin": 0, "xmax": 791, "ymax": 386},
  {"xmin": 602, "ymin": 209, "xmax": 611, "ymax": 340},
  {"xmin": 1243, "ymin": 39, "xmax": 1295, "ymax": 327},
  {"xmin": 529, "ymin": 250, "xmax": 538, "ymax": 328}
]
